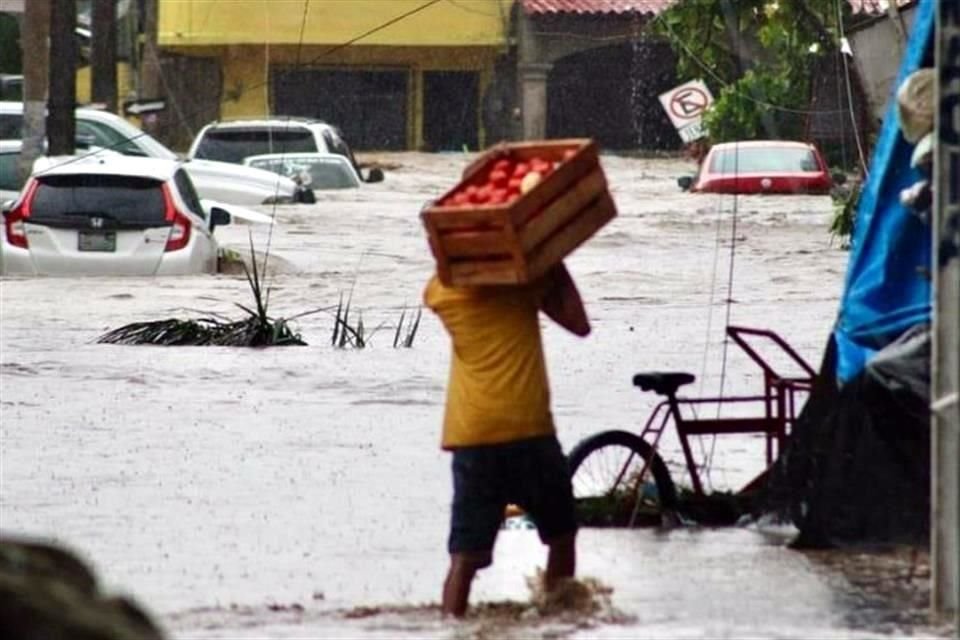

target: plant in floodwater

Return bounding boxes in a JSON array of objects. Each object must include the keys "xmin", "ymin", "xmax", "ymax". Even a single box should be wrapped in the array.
[
  {"xmin": 98, "ymin": 233, "xmax": 313, "ymax": 347},
  {"xmin": 331, "ymin": 291, "xmax": 389, "ymax": 349},
  {"xmin": 392, "ymin": 306, "xmax": 422, "ymax": 348},
  {"xmin": 830, "ymin": 179, "xmax": 861, "ymax": 249}
]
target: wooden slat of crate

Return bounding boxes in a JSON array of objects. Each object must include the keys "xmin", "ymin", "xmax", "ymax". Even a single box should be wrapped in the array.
[
  {"xmin": 520, "ymin": 167, "xmax": 607, "ymax": 253},
  {"xmin": 525, "ymin": 193, "xmax": 617, "ymax": 282},
  {"xmin": 441, "ymin": 228, "xmax": 512, "ymax": 258},
  {"xmin": 445, "ymin": 193, "xmax": 616, "ymax": 287},
  {"xmin": 426, "ymin": 206, "xmax": 511, "ymax": 231},
  {"xmin": 448, "ymin": 257, "xmax": 522, "ymax": 286}
]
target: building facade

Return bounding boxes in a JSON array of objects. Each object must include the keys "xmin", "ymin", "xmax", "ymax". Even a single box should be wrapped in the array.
[
  {"xmin": 155, "ymin": 0, "xmax": 682, "ymax": 152},
  {"xmin": 158, "ymin": 0, "xmax": 513, "ymax": 151}
]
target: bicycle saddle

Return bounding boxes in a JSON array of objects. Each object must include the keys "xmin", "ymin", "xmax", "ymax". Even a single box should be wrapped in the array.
[{"xmin": 632, "ymin": 372, "xmax": 695, "ymax": 396}]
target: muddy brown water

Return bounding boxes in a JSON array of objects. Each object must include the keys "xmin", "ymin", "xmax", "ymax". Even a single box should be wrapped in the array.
[{"xmin": 1, "ymin": 153, "xmax": 947, "ymax": 638}]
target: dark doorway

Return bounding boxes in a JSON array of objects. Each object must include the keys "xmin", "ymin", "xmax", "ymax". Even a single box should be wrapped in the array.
[
  {"xmin": 272, "ymin": 68, "xmax": 408, "ymax": 150},
  {"xmin": 423, "ymin": 71, "xmax": 479, "ymax": 151},
  {"xmin": 547, "ymin": 42, "xmax": 680, "ymax": 151}
]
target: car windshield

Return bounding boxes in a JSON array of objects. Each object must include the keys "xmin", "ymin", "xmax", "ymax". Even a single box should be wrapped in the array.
[
  {"xmin": 247, "ymin": 156, "xmax": 359, "ymax": 189},
  {"xmin": 0, "ymin": 111, "xmax": 178, "ymax": 160},
  {"xmin": 194, "ymin": 128, "xmax": 317, "ymax": 163},
  {"xmin": 710, "ymin": 147, "xmax": 820, "ymax": 174},
  {"xmin": 0, "ymin": 152, "xmax": 20, "ymax": 191},
  {"xmin": 30, "ymin": 174, "xmax": 169, "ymax": 226}
]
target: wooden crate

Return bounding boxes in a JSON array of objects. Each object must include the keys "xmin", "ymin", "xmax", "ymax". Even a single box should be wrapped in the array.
[{"xmin": 421, "ymin": 139, "xmax": 617, "ymax": 286}]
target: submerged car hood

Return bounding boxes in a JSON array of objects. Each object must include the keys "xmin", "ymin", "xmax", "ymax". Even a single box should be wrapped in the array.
[{"xmin": 183, "ymin": 159, "xmax": 299, "ymax": 205}]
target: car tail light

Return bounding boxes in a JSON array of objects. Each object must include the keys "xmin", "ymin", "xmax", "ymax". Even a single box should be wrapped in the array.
[
  {"xmin": 3, "ymin": 179, "xmax": 38, "ymax": 249},
  {"xmin": 162, "ymin": 184, "xmax": 191, "ymax": 252}
]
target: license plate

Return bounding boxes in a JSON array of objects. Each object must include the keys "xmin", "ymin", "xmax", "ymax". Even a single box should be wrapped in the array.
[{"xmin": 78, "ymin": 231, "xmax": 116, "ymax": 252}]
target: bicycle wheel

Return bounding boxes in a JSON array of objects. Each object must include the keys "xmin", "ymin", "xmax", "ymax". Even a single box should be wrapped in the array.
[{"xmin": 567, "ymin": 430, "xmax": 678, "ymax": 527}]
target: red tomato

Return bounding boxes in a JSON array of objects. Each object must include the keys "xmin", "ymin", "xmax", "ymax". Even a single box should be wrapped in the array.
[
  {"xmin": 531, "ymin": 158, "xmax": 553, "ymax": 176},
  {"xmin": 512, "ymin": 162, "xmax": 530, "ymax": 178},
  {"xmin": 493, "ymin": 158, "xmax": 513, "ymax": 173},
  {"xmin": 488, "ymin": 169, "xmax": 509, "ymax": 188},
  {"xmin": 507, "ymin": 177, "xmax": 523, "ymax": 192},
  {"xmin": 562, "ymin": 149, "xmax": 577, "ymax": 162},
  {"xmin": 488, "ymin": 188, "xmax": 507, "ymax": 205},
  {"xmin": 452, "ymin": 192, "xmax": 470, "ymax": 206},
  {"xmin": 471, "ymin": 185, "xmax": 491, "ymax": 204}
]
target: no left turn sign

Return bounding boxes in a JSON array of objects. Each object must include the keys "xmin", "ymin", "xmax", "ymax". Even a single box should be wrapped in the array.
[
  {"xmin": 658, "ymin": 80, "xmax": 715, "ymax": 131},
  {"xmin": 670, "ymin": 87, "xmax": 710, "ymax": 120}
]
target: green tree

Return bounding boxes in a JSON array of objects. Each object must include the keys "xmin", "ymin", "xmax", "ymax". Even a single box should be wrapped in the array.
[{"xmin": 654, "ymin": 0, "xmax": 849, "ymax": 144}]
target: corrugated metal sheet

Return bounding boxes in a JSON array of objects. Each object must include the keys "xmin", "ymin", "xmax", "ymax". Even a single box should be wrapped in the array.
[
  {"xmin": 521, "ymin": 0, "xmax": 677, "ymax": 16},
  {"xmin": 846, "ymin": 0, "xmax": 914, "ymax": 14},
  {"xmin": 522, "ymin": 0, "xmax": 911, "ymax": 17}
]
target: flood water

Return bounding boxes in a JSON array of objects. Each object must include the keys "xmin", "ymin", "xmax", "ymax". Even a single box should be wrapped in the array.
[{"xmin": 1, "ymin": 153, "xmax": 945, "ymax": 638}]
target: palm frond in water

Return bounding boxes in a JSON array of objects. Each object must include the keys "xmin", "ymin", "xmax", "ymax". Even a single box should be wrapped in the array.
[{"xmin": 97, "ymin": 316, "xmax": 306, "ymax": 346}]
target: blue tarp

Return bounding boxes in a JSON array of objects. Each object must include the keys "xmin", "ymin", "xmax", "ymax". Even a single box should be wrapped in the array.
[{"xmin": 833, "ymin": 0, "xmax": 935, "ymax": 383}]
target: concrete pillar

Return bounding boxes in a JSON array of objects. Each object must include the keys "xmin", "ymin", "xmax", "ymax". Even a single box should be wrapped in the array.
[{"xmin": 518, "ymin": 62, "xmax": 551, "ymax": 141}]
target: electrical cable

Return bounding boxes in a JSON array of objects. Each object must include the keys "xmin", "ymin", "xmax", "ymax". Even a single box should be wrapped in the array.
[{"xmin": 834, "ymin": 0, "xmax": 870, "ymax": 179}]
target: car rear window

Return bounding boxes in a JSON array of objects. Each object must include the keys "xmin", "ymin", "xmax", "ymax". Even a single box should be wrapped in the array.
[
  {"xmin": 711, "ymin": 147, "xmax": 820, "ymax": 174},
  {"xmin": 247, "ymin": 156, "xmax": 359, "ymax": 190},
  {"xmin": 30, "ymin": 174, "xmax": 169, "ymax": 226},
  {"xmin": 193, "ymin": 128, "xmax": 317, "ymax": 163}
]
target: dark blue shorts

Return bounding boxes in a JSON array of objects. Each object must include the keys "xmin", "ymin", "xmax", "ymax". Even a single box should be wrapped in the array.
[{"xmin": 448, "ymin": 435, "xmax": 577, "ymax": 554}]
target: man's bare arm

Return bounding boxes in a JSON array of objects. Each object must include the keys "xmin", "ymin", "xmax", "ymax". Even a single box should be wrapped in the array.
[{"xmin": 540, "ymin": 263, "xmax": 591, "ymax": 337}]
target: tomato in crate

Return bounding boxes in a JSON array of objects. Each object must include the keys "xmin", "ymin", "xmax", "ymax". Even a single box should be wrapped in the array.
[{"xmin": 421, "ymin": 139, "xmax": 617, "ymax": 286}]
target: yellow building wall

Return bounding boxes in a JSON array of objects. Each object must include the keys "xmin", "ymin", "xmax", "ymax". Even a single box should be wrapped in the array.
[
  {"xmin": 76, "ymin": 63, "xmax": 135, "ymax": 107},
  {"xmin": 193, "ymin": 44, "xmax": 500, "ymax": 149},
  {"xmin": 159, "ymin": 0, "xmax": 513, "ymax": 47},
  {"xmin": 157, "ymin": 1, "xmax": 511, "ymax": 149}
]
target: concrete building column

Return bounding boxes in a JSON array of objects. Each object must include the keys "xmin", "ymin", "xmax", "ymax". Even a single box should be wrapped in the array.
[{"xmin": 518, "ymin": 62, "xmax": 551, "ymax": 141}]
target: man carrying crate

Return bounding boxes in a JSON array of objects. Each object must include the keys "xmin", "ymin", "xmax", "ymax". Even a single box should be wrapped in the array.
[{"xmin": 424, "ymin": 262, "xmax": 591, "ymax": 618}]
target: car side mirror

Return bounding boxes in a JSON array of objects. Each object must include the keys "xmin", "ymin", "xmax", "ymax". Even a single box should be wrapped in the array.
[
  {"xmin": 677, "ymin": 175, "xmax": 694, "ymax": 191},
  {"xmin": 209, "ymin": 206, "xmax": 231, "ymax": 231},
  {"xmin": 1, "ymin": 199, "xmax": 13, "ymax": 214},
  {"xmin": 365, "ymin": 168, "xmax": 385, "ymax": 183},
  {"xmin": 831, "ymin": 171, "xmax": 847, "ymax": 186},
  {"xmin": 295, "ymin": 186, "xmax": 317, "ymax": 204}
]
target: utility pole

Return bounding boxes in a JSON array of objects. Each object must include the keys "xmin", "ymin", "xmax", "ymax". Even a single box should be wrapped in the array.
[
  {"xmin": 139, "ymin": 0, "xmax": 161, "ymax": 135},
  {"xmin": 48, "ymin": 0, "xmax": 77, "ymax": 156},
  {"xmin": 932, "ymin": 0, "xmax": 960, "ymax": 628},
  {"xmin": 91, "ymin": 0, "xmax": 118, "ymax": 112},
  {"xmin": 18, "ymin": 0, "xmax": 49, "ymax": 183}
]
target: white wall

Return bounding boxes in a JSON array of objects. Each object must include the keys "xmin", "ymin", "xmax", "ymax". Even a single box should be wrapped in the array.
[
  {"xmin": 0, "ymin": 1, "xmax": 25, "ymax": 13},
  {"xmin": 849, "ymin": 5, "xmax": 918, "ymax": 126}
]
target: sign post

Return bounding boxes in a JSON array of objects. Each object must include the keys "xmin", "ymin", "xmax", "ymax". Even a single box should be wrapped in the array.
[
  {"xmin": 658, "ymin": 79, "xmax": 714, "ymax": 144},
  {"xmin": 932, "ymin": 0, "xmax": 960, "ymax": 626}
]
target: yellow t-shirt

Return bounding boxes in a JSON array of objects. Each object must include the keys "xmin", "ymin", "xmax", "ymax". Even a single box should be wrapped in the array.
[{"xmin": 424, "ymin": 275, "xmax": 555, "ymax": 449}]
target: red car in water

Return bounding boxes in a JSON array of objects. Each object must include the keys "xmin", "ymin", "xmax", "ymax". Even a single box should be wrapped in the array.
[{"xmin": 679, "ymin": 140, "xmax": 835, "ymax": 195}]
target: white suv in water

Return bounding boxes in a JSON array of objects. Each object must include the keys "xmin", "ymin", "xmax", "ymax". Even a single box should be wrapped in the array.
[
  {"xmin": 0, "ymin": 102, "xmax": 310, "ymax": 205},
  {"xmin": 187, "ymin": 118, "xmax": 384, "ymax": 183},
  {"xmin": 1, "ymin": 155, "xmax": 235, "ymax": 276}
]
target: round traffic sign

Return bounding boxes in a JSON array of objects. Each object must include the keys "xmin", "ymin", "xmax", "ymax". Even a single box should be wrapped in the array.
[{"xmin": 669, "ymin": 87, "xmax": 710, "ymax": 121}]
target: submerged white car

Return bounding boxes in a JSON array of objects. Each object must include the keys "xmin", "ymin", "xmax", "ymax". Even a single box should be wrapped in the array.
[
  {"xmin": 1, "ymin": 155, "xmax": 239, "ymax": 276},
  {"xmin": 243, "ymin": 152, "xmax": 362, "ymax": 190},
  {"xmin": 0, "ymin": 102, "xmax": 310, "ymax": 205}
]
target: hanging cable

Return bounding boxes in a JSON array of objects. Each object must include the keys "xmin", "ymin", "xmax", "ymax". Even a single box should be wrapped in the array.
[{"xmin": 835, "ymin": 0, "xmax": 870, "ymax": 179}]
